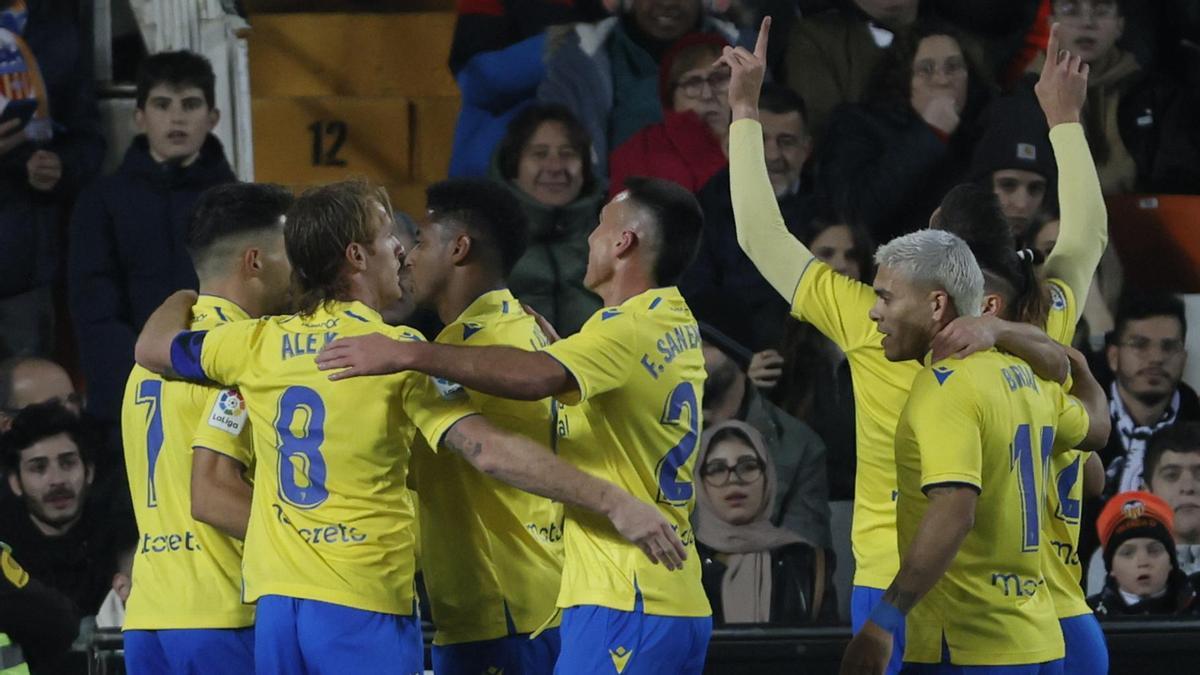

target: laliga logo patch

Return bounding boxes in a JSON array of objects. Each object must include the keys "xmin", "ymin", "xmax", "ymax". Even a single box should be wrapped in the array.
[
  {"xmin": 434, "ymin": 377, "xmax": 465, "ymax": 400},
  {"xmin": 1121, "ymin": 499, "xmax": 1145, "ymax": 521},
  {"xmin": 1016, "ymin": 142, "xmax": 1037, "ymax": 161},
  {"xmin": 208, "ymin": 389, "xmax": 249, "ymax": 435},
  {"xmin": 1050, "ymin": 284, "xmax": 1066, "ymax": 310}
]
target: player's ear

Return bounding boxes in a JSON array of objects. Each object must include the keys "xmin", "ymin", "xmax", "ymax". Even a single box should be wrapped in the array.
[
  {"xmin": 613, "ymin": 229, "xmax": 637, "ymax": 259},
  {"xmin": 450, "ymin": 232, "xmax": 472, "ymax": 266},
  {"xmin": 929, "ymin": 289, "xmax": 951, "ymax": 323},
  {"xmin": 981, "ymin": 293, "xmax": 1003, "ymax": 317},
  {"xmin": 243, "ymin": 247, "xmax": 263, "ymax": 276},
  {"xmin": 345, "ymin": 242, "xmax": 367, "ymax": 271}
]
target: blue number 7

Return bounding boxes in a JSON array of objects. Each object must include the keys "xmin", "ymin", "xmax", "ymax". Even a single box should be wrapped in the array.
[
  {"xmin": 136, "ymin": 380, "xmax": 165, "ymax": 508},
  {"xmin": 656, "ymin": 382, "xmax": 700, "ymax": 506},
  {"xmin": 1011, "ymin": 424, "xmax": 1055, "ymax": 552}
]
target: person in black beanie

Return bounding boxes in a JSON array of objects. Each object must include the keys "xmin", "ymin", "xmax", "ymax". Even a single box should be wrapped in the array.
[
  {"xmin": 1088, "ymin": 490, "xmax": 1200, "ymax": 617},
  {"xmin": 969, "ymin": 92, "xmax": 1056, "ymax": 243}
]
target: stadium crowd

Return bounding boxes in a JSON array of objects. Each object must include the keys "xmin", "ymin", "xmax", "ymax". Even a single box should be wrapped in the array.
[{"xmin": 2, "ymin": 0, "xmax": 1200, "ymax": 674}]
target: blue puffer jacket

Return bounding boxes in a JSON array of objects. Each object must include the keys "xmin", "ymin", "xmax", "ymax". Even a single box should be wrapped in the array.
[{"xmin": 67, "ymin": 134, "xmax": 236, "ymax": 424}]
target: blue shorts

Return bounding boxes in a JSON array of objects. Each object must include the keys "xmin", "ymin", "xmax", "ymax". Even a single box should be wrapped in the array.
[
  {"xmin": 254, "ymin": 595, "xmax": 423, "ymax": 675},
  {"xmin": 1060, "ymin": 613, "xmax": 1108, "ymax": 675},
  {"xmin": 901, "ymin": 638, "xmax": 1064, "ymax": 675},
  {"xmin": 851, "ymin": 586, "xmax": 907, "ymax": 675},
  {"xmin": 124, "ymin": 627, "xmax": 254, "ymax": 675},
  {"xmin": 432, "ymin": 628, "xmax": 560, "ymax": 675},
  {"xmin": 553, "ymin": 606, "xmax": 711, "ymax": 675}
]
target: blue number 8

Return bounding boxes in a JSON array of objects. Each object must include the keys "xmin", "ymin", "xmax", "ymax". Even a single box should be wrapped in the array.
[
  {"xmin": 656, "ymin": 382, "xmax": 700, "ymax": 506},
  {"xmin": 275, "ymin": 386, "xmax": 329, "ymax": 508}
]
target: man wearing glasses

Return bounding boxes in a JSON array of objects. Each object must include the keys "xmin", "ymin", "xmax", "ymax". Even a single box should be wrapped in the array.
[{"xmin": 1101, "ymin": 291, "xmax": 1200, "ymax": 497}]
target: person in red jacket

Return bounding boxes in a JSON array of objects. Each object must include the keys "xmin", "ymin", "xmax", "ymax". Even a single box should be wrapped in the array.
[{"xmin": 607, "ymin": 32, "xmax": 730, "ymax": 198}]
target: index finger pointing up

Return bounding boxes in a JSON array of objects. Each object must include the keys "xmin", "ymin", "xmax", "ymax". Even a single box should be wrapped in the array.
[
  {"xmin": 1044, "ymin": 22, "xmax": 1060, "ymax": 69},
  {"xmin": 754, "ymin": 16, "xmax": 771, "ymax": 61}
]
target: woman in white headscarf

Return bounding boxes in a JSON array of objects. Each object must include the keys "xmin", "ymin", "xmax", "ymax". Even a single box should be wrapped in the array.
[{"xmin": 695, "ymin": 420, "xmax": 830, "ymax": 625}]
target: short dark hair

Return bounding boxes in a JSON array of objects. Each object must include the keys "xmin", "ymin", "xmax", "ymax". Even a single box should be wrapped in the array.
[
  {"xmin": 426, "ymin": 178, "xmax": 530, "ymax": 276},
  {"xmin": 496, "ymin": 104, "xmax": 596, "ymax": 197},
  {"xmin": 186, "ymin": 183, "xmax": 294, "ymax": 277},
  {"xmin": 932, "ymin": 183, "xmax": 1049, "ymax": 325},
  {"xmin": 1111, "ymin": 290, "xmax": 1188, "ymax": 344},
  {"xmin": 136, "ymin": 51, "xmax": 217, "ymax": 109},
  {"xmin": 285, "ymin": 179, "xmax": 394, "ymax": 316},
  {"xmin": 1, "ymin": 401, "xmax": 96, "ymax": 473},
  {"xmin": 1145, "ymin": 422, "xmax": 1200, "ymax": 486},
  {"xmin": 759, "ymin": 83, "xmax": 809, "ymax": 130},
  {"xmin": 623, "ymin": 177, "xmax": 704, "ymax": 286}
]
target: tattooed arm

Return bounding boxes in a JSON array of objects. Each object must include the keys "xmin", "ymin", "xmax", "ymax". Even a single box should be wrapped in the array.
[{"xmin": 441, "ymin": 415, "xmax": 687, "ymax": 569}]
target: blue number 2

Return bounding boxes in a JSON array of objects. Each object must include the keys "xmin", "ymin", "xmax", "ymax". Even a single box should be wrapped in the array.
[
  {"xmin": 1011, "ymin": 424, "xmax": 1055, "ymax": 552},
  {"xmin": 655, "ymin": 382, "xmax": 700, "ymax": 506},
  {"xmin": 136, "ymin": 380, "xmax": 164, "ymax": 508},
  {"xmin": 274, "ymin": 386, "xmax": 329, "ymax": 509}
]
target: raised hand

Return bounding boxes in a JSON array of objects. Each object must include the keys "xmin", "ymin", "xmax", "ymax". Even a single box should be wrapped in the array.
[
  {"xmin": 919, "ymin": 96, "xmax": 961, "ymax": 136},
  {"xmin": 713, "ymin": 16, "xmax": 771, "ymax": 120},
  {"xmin": 748, "ymin": 349, "xmax": 784, "ymax": 390},
  {"xmin": 1034, "ymin": 22, "xmax": 1089, "ymax": 127}
]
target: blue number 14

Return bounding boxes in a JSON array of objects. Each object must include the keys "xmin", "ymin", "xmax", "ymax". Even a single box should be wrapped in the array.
[
  {"xmin": 656, "ymin": 382, "xmax": 700, "ymax": 506},
  {"xmin": 1011, "ymin": 424, "xmax": 1055, "ymax": 552}
]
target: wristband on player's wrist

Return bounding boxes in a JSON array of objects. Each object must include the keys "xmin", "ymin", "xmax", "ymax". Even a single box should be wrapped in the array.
[{"xmin": 867, "ymin": 599, "xmax": 904, "ymax": 634}]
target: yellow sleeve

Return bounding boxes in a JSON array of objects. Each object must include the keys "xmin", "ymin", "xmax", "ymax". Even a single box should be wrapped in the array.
[
  {"xmin": 729, "ymin": 118, "xmax": 814, "ymax": 301},
  {"xmin": 908, "ymin": 365, "xmax": 984, "ymax": 490},
  {"xmin": 196, "ymin": 319, "xmax": 263, "ymax": 387},
  {"xmin": 402, "ymin": 371, "xmax": 479, "ymax": 453},
  {"xmin": 542, "ymin": 309, "xmax": 638, "ymax": 405},
  {"xmin": 190, "ymin": 386, "xmax": 253, "ymax": 467},
  {"xmin": 1042, "ymin": 279, "xmax": 1077, "ymax": 346},
  {"xmin": 1053, "ymin": 386, "xmax": 1091, "ymax": 453},
  {"xmin": 1042, "ymin": 123, "xmax": 1107, "ymax": 321},
  {"xmin": 791, "ymin": 259, "xmax": 882, "ymax": 351}
]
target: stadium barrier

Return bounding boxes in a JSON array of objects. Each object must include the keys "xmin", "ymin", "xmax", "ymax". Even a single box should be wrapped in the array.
[{"xmin": 83, "ymin": 620, "xmax": 1200, "ymax": 674}]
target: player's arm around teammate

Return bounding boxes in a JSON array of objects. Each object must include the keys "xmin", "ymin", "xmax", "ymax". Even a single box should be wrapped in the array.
[
  {"xmin": 191, "ymin": 447, "xmax": 251, "ymax": 540},
  {"xmin": 137, "ymin": 291, "xmax": 688, "ymax": 569}
]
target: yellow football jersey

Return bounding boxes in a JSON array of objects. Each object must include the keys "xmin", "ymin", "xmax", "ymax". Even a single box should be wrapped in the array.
[
  {"xmin": 894, "ymin": 351, "xmax": 1090, "ymax": 665},
  {"xmin": 543, "ymin": 287, "xmax": 709, "ymax": 617},
  {"xmin": 170, "ymin": 300, "xmax": 475, "ymax": 615},
  {"xmin": 122, "ymin": 295, "xmax": 254, "ymax": 630},
  {"xmin": 1039, "ymin": 278, "xmax": 1093, "ymax": 618},
  {"xmin": 411, "ymin": 289, "xmax": 566, "ymax": 645},
  {"xmin": 791, "ymin": 259, "xmax": 920, "ymax": 589}
]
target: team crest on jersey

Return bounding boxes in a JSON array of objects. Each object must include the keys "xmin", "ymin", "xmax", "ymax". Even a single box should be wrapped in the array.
[
  {"xmin": 1050, "ymin": 284, "xmax": 1066, "ymax": 311},
  {"xmin": 1121, "ymin": 500, "xmax": 1145, "ymax": 521},
  {"xmin": 433, "ymin": 377, "xmax": 465, "ymax": 400},
  {"xmin": 208, "ymin": 389, "xmax": 248, "ymax": 435}
]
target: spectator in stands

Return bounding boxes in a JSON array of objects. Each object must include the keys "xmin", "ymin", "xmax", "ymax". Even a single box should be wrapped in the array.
[
  {"xmin": 0, "ymin": 542, "xmax": 80, "ymax": 675},
  {"xmin": 67, "ymin": 51, "xmax": 236, "ymax": 433},
  {"xmin": 1101, "ymin": 291, "xmax": 1200, "ymax": 498},
  {"xmin": 538, "ymin": 0, "xmax": 747, "ymax": 176},
  {"xmin": 682, "ymin": 83, "xmax": 815, "ymax": 352},
  {"xmin": 969, "ymin": 92, "xmax": 1054, "ymax": 242},
  {"xmin": 446, "ymin": 0, "xmax": 608, "ymax": 177},
  {"xmin": 815, "ymin": 21, "xmax": 992, "ymax": 243},
  {"xmin": 782, "ymin": 0, "xmax": 921, "ymax": 140},
  {"xmin": 696, "ymin": 420, "xmax": 832, "ymax": 625},
  {"xmin": 0, "ymin": 357, "xmax": 79, "ymax": 432},
  {"xmin": 607, "ymin": 33, "xmax": 730, "ymax": 197},
  {"xmin": 95, "ymin": 541, "xmax": 134, "ymax": 629},
  {"xmin": 770, "ymin": 218, "xmax": 873, "ymax": 501},
  {"xmin": 700, "ymin": 325, "xmax": 832, "ymax": 550},
  {"xmin": 0, "ymin": 401, "xmax": 131, "ymax": 616},
  {"xmin": 1144, "ymin": 423, "xmax": 1200, "ymax": 576},
  {"xmin": 1045, "ymin": 0, "xmax": 1200, "ymax": 194},
  {"xmin": 448, "ymin": 0, "xmax": 607, "ymax": 75},
  {"xmin": 492, "ymin": 104, "xmax": 604, "ymax": 336},
  {"xmin": 0, "ymin": 0, "xmax": 105, "ymax": 358},
  {"xmin": 1088, "ymin": 490, "xmax": 1200, "ymax": 617}
]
